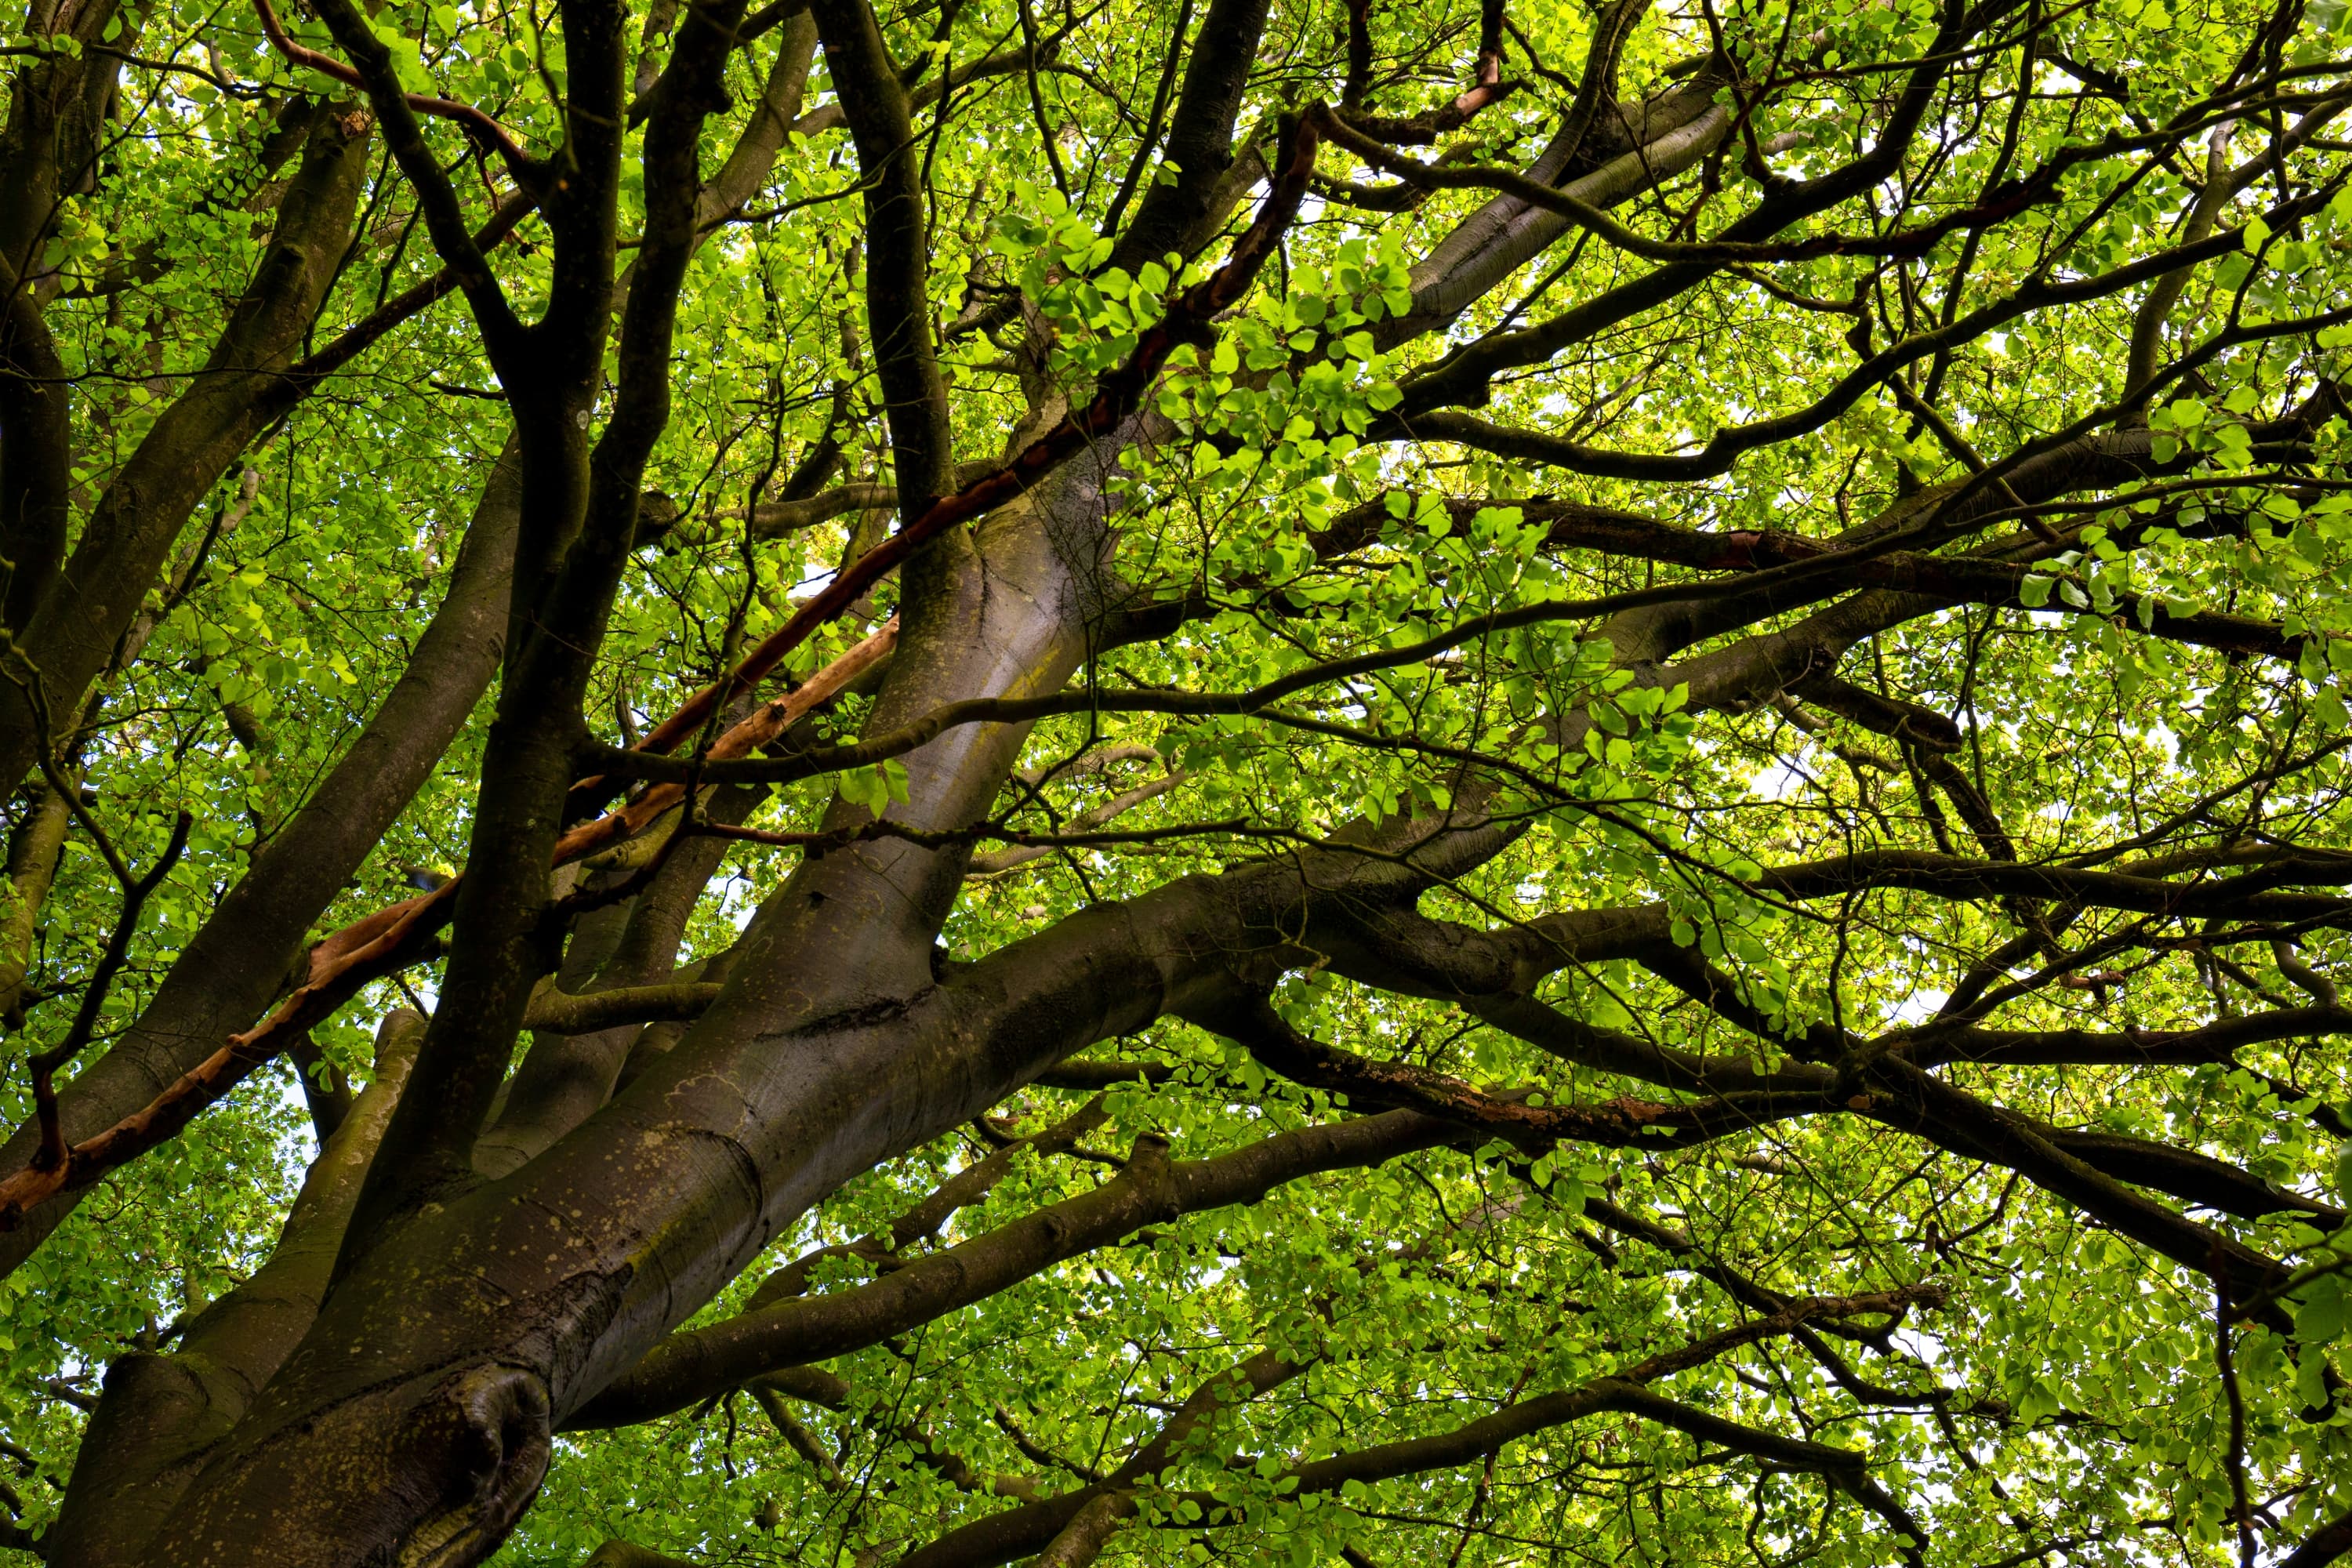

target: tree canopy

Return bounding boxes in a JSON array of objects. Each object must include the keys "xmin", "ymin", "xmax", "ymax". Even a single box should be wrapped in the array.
[{"xmin": 5, "ymin": 0, "xmax": 2352, "ymax": 1560}]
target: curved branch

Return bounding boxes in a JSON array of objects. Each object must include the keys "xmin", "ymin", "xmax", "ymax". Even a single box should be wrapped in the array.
[
  {"xmin": 569, "ymin": 1111, "xmax": 1461, "ymax": 1426},
  {"xmin": 892, "ymin": 1288, "xmax": 1941, "ymax": 1568},
  {"xmin": 595, "ymin": 112, "xmax": 1323, "ymax": 779},
  {"xmin": 519, "ymin": 979, "xmax": 722, "ymax": 1035},
  {"xmin": 253, "ymin": 0, "xmax": 538, "ymax": 185}
]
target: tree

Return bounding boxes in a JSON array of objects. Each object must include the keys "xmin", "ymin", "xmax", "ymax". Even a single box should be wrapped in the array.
[{"xmin": 2, "ymin": 0, "xmax": 2352, "ymax": 1557}]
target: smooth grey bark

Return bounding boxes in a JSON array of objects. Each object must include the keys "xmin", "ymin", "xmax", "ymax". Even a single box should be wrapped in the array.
[{"xmin": 1406, "ymin": 81, "xmax": 1730, "ymax": 323}]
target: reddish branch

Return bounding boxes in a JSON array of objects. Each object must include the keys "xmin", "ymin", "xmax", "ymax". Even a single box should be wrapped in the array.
[
  {"xmin": 604, "ymin": 112, "xmax": 1324, "ymax": 773},
  {"xmin": 552, "ymin": 618, "xmax": 899, "ymax": 865},
  {"xmin": 0, "ymin": 91, "xmax": 1844, "ymax": 1232},
  {"xmin": 1332, "ymin": 0, "xmax": 1515, "ymax": 143},
  {"xmin": 0, "ymin": 875, "xmax": 454, "ymax": 1228},
  {"xmin": 252, "ymin": 0, "xmax": 539, "ymax": 183},
  {"xmin": 0, "ymin": 619, "xmax": 898, "ymax": 1228}
]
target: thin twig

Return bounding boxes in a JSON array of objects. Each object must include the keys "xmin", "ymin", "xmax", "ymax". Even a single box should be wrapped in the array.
[{"xmin": 27, "ymin": 812, "xmax": 193, "ymax": 1173}]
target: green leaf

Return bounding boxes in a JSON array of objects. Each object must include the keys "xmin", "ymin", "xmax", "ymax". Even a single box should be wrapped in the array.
[{"xmin": 2295, "ymin": 1275, "xmax": 2348, "ymax": 1341}]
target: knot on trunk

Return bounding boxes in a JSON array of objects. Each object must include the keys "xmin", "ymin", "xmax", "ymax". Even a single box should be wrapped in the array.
[{"xmin": 394, "ymin": 1363, "xmax": 552, "ymax": 1568}]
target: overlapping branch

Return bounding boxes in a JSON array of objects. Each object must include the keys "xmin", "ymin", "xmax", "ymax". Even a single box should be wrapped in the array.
[
  {"xmin": 885, "ymin": 1286, "xmax": 1942, "ymax": 1568},
  {"xmin": 252, "ymin": 0, "xmax": 539, "ymax": 183}
]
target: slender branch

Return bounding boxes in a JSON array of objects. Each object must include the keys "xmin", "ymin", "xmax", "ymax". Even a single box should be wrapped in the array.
[
  {"xmin": 890, "ymin": 1287, "xmax": 1941, "ymax": 1568},
  {"xmin": 591, "ymin": 111, "xmax": 1323, "ymax": 786},
  {"xmin": 253, "ymin": 0, "xmax": 539, "ymax": 183},
  {"xmin": 27, "ymin": 811, "xmax": 191, "ymax": 1171},
  {"xmin": 570, "ymin": 1111, "xmax": 1462, "ymax": 1426}
]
